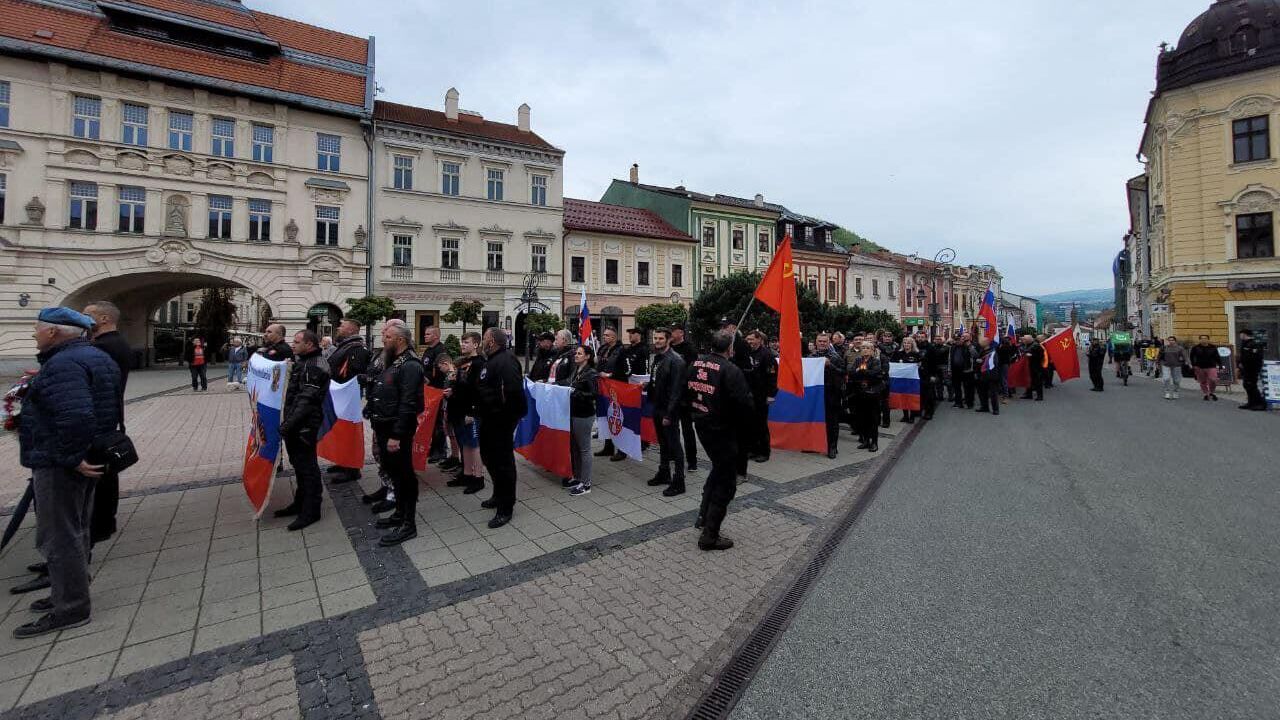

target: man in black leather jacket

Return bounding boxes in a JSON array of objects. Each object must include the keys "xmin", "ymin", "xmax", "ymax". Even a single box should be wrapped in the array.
[
  {"xmin": 594, "ymin": 328, "xmax": 628, "ymax": 460},
  {"xmin": 476, "ymin": 328, "xmax": 528, "ymax": 529},
  {"xmin": 811, "ymin": 332, "xmax": 846, "ymax": 459},
  {"xmin": 645, "ymin": 327, "xmax": 686, "ymax": 496},
  {"xmin": 744, "ymin": 330, "xmax": 778, "ymax": 462},
  {"xmin": 275, "ymin": 330, "xmax": 331, "ymax": 531},
  {"xmin": 950, "ymin": 334, "xmax": 978, "ymax": 408},
  {"xmin": 365, "ymin": 323, "xmax": 424, "ymax": 546}
]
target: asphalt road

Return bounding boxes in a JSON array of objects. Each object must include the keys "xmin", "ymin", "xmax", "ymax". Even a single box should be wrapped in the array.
[{"xmin": 733, "ymin": 369, "xmax": 1280, "ymax": 720}]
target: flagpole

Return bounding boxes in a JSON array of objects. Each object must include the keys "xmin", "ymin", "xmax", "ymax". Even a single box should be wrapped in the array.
[{"xmin": 735, "ymin": 297, "xmax": 756, "ymax": 330}]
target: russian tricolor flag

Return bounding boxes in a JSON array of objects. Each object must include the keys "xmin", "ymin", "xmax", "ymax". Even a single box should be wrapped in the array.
[
  {"xmin": 515, "ymin": 379, "xmax": 573, "ymax": 479},
  {"xmin": 596, "ymin": 377, "xmax": 643, "ymax": 460},
  {"xmin": 630, "ymin": 374, "xmax": 658, "ymax": 444},
  {"xmin": 317, "ymin": 377, "xmax": 365, "ymax": 469},
  {"xmin": 767, "ymin": 357, "xmax": 827, "ymax": 453},
  {"xmin": 888, "ymin": 362, "xmax": 922, "ymax": 411}
]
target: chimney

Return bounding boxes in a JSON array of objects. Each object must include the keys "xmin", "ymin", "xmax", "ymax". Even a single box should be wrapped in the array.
[
  {"xmin": 445, "ymin": 87, "xmax": 459, "ymax": 122},
  {"xmin": 629, "ymin": 163, "xmax": 639, "ymax": 184},
  {"xmin": 851, "ymin": 243, "xmax": 861, "ymax": 254},
  {"xmin": 517, "ymin": 103, "xmax": 530, "ymax": 133},
  {"xmin": 754, "ymin": 193, "xmax": 764, "ymax": 208}
]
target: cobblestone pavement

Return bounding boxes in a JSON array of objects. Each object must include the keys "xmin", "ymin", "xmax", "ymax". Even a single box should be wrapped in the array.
[{"xmin": 0, "ymin": 385, "xmax": 915, "ymax": 719}]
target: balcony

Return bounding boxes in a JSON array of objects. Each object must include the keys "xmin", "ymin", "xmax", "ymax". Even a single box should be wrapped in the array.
[
  {"xmin": 485, "ymin": 270, "xmax": 506, "ymax": 283},
  {"xmin": 378, "ymin": 266, "xmax": 559, "ymax": 286},
  {"xmin": 441, "ymin": 268, "xmax": 461, "ymax": 282},
  {"xmin": 391, "ymin": 265, "xmax": 414, "ymax": 281}
]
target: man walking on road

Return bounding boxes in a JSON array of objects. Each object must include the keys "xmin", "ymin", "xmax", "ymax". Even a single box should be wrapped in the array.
[
  {"xmin": 1189, "ymin": 335, "xmax": 1221, "ymax": 401},
  {"xmin": 476, "ymin": 327, "xmax": 527, "ymax": 529},
  {"xmin": 274, "ymin": 330, "xmax": 330, "ymax": 531},
  {"xmin": 1087, "ymin": 338, "xmax": 1107, "ymax": 392},
  {"xmin": 1238, "ymin": 328, "xmax": 1267, "ymax": 410},
  {"xmin": 1159, "ymin": 336, "xmax": 1187, "ymax": 400},
  {"xmin": 325, "ymin": 319, "xmax": 372, "ymax": 485},
  {"xmin": 685, "ymin": 330, "xmax": 753, "ymax": 551},
  {"xmin": 83, "ymin": 301, "xmax": 131, "ymax": 544},
  {"xmin": 366, "ymin": 323, "xmax": 424, "ymax": 546},
  {"xmin": 15, "ymin": 308, "xmax": 121, "ymax": 638},
  {"xmin": 645, "ymin": 327, "xmax": 686, "ymax": 497}
]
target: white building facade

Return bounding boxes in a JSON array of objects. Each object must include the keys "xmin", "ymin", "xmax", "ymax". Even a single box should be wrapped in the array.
[{"xmin": 846, "ymin": 252, "xmax": 902, "ymax": 319}]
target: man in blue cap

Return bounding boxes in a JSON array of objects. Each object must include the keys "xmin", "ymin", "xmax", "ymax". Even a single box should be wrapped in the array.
[{"xmin": 13, "ymin": 307, "xmax": 121, "ymax": 638}]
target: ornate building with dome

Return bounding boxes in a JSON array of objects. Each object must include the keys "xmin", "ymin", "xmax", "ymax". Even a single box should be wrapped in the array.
[{"xmin": 1134, "ymin": 0, "xmax": 1280, "ymax": 357}]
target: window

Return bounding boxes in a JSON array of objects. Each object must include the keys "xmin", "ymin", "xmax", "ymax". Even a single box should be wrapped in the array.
[
  {"xmin": 316, "ymin": 133, "xmax": 340, "ymax": 172},
  {"xmin": 117, "ymin": 186, "xmax": 145, "ymax": 233},
  {"xmin": 758, "ymin": 231, "xmax": 771, "ymax": 253},
  {"xmin": 784, "ymin": 222, "xmax": 794, "ymax": 238},
  {"xmin": 186, "ymin": 303, "xmax": 195, "ymax": 323},
  {"xmin": 702, "ymin": 225, "xmax": 715, "ymax": 247},
  {"xmin": 441, "ymin": 237, "xmax": 459, "ymax": 269},
  {"xmin": 486, "ymin": 168, "xmax": 504, "ymax": 201},
  {"xmin": 441, "ymin": 162, "xmax": 460, "ymax": 195},
  {"xmin": 807, "ymin": 277, "xmax": 819, "ymax": 292},
  {"xmin": 1236, "ymin": 212, "xmax": 1274, "ymax": 258},
  {"xmin": 0, "ymin": 173, "xmax": 6, "ymax": 224},
  {"xmin": 804, "ymin": 226, "xmax": 814, "ymax": 241},
  {"xmin": 888, "ymin": 280, "xmax": 896, "ymax": 298},
  {"xmin": 1233, "ymin": 116, "xmax": 1269, "ymax": 163},
  {"xmin": 121, "ymin": 103, "xmax": 148, "ymax": 146},
  {"xmin": 732, "ymin": 228, "xmax": 744, "ymax": 250},
  {"xmin": 73, "ymin": 96, "xmax": 100, "ymax": 139},
  {"xmin": 69, "ymin": 181, "xmax": 98, "ymax": 229},
  {"xmin": 872, "ymin": 279, "xmax": 880, "ymax": 298},
  {"xmin": 571, "ymin": 256, "xmax": 585, "ymax": 283},
  {"xmin": 168, "ymin": 301, "xmax": 178, "ymax": 323},
  {"xmin": 0, "ymin": 81, "xmax": 9, "ymax": 127},
  {"xmin": 211, "ymin": 118, "xmax": 234, "ymax": 158},
  {"xmin": 316, "ymin": 205, "xmax": 339, "ymax": 245},
  {"xmin": 168, "ymin": 111, "xmax": 192, "ymax": 151},
  {"xmin": 637, "ymin": 261, "xmax": 650, "ymax": 286},
  {"xmin": 392, "ymin": 234, "xmax": 413, "ymax": 266},
  {"xmin": 252, "ymin": 124, "xmax": 274, "ymax": 163},
  {"xmin": 248, "ymin": 199, "xmax": 271, "ymax": 242},
  {"xmin": 827, "ymin": 278, "xmax": 838, "ymax": 299},
  {"xmin": 671, "ymin": 264, "xmax": 683, "ymax": 287},
  {"xmin": 855, "ymin": 277, "xmax": 863, "ymax": 296},
  {"xmin": 531, "ymin": 244, "xmax": 547, "ymax": 273},
  {"xmin": 944, "ymin": 291, "xmax": 950, "ymax": 310},
  {"xmin": 703, "ymin": 272, "xmax": 716, "ymax": 288},
  {"xmin": 531, "ymin": 174, "xmax": 547, "ymax": 206},
  {"xmin": 605, "ymin": 258, "xmax": 619, "ymax": 285},
  {"xmin": 393, "ymin": 155, "xmax": 413, "ymax": 190},
  {"xmin": 207, "ymin": 195, "xmax": 232, "ymax": 239},
  {"xmin": 487, "ymin": 241, "xmax": 504, "ymax": 271}
]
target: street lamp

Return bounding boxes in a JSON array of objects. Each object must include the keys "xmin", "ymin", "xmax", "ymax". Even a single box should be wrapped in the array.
[{"xmin": 927, "ymin": 248, "xmax": 955, "ymax": 338}]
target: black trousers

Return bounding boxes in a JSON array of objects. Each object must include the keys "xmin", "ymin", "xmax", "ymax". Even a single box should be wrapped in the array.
[
  {"xmin": 189, "ymin": 364, "xmax": 207, "ymax": 390},
  {"xmin": 952, "ymin": 372, "xmax": 975, "ymax": 407},
  {"xmin": 1023, "ymin": 369, "xmax": 1044, "ymax": 400},
  {"xmin": 479, "ymin": 417, "xmax": 519, "ymax": 513},
  {"xmin": 90, "ymin": 468, "xmax": 119, "ymax": 543},
  {"xmin": 1089, "ymin": 364, "xmax": 1105, "ymax": 391},
  {"xmin": 922, "ymin": 378, "xmax": 939, "ymax": 419},
  {"xmin": 824, "ymin": 397, "xmax": 842, "ymax": 452},
  {"xmin": 976, "ymin": 375, "xmax": 1001, "ymax": 413},
  {"xmin": 853, "ymin": 393, "xmax": 879, "ymax": 444},
  {"xmin": 285, "ymin": 433, "xmax": 323, "ymax": 520},
  {"xmin": 1244, "ymin": 371, "xmax": 1264, "ymax": 407},
  {"xmin": 654, "ymin": 413, "xmax": 685, "ymax": 483},
  {"xmin": 695, "ymin": 422, "xmax": 739, "ymax": 539},
  {"xmin": 376, "ymin": 432, "xmax": 416, "ymax": 525},
  {"xmin": 679, "ymin": 411, "xmax": 698, "ymax": 468},
  {"xmin": 879, "ymin": 391, "xmax": 891, "ymax": 426},
  {"xmin": 752, "ymin": 400, "xmax": 771, "ymax": 459},
  {"xmin": 428, "ymin": 404, "xmax": 446, "ymax": 458}
]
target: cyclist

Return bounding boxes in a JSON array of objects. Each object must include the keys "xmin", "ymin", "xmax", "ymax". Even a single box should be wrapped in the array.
[{"xmin": 1111, "ymin": 331, "xmax": 1134, "ymax": 385}]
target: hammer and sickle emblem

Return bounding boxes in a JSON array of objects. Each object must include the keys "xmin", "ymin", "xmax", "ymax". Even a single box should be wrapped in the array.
[
  {"xmin": 1059, "ymin": 338, "xmax": 1071, "ymax": 350},
  {"xmin": 783, "ymin": 261, "xmax": 793, "ymax": 279}
]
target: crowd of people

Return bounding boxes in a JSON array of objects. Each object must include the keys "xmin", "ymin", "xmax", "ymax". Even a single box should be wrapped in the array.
[{"xmin": 1098, "ymin": 331, "xmax": 1268, "ymax": 408}]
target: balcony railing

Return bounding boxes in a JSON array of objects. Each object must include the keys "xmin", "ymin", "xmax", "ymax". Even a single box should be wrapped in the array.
[
  {"xmin": 390, "ymin": 265, "xmax": 414, "ymax": 280},
  {"xmin": 485, "ymin": 271, "xmax": 505, "ymax": 283},
  {"xmin": 441, "ymin": 268, "xmax": 461, "ymax": 282}
]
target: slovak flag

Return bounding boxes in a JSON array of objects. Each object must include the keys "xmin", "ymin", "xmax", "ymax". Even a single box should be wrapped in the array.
[
  {"xmin": 978, "ymin": 281, "xmax": 999, "ymax": 344},
  {"xmin": 514, "ymin": 379, "xmax": 573, "ymax": 479},
  {"xmin": 578, "ymin": 287, "xmax": 595, "ymax": 349},
  {"xmin": 243, "ymin": 353, "xmax": 287, "ymax": 518},
  {"xmin": 597, "ymin": 377, "xmax": 643, "ymax": 460},
  {"xmin": 888, "ymin": 362, "xmax": 922, "ymax": 411},
  {"xmin": 317, "ymin": 377, "xmax": 365, "ymax": 469}
]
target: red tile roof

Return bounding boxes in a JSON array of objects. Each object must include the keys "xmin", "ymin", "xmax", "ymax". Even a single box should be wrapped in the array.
[
  {"xmin": 0, "ymin": 0, "xmax": 368, "ymax": 110},
  {"xmin": 374, "ymin": 100, "xmax": 560, "ymax": 152},
  {"xmin": 564, "ymin": 199, "xmax": 694, "ymax": 242}
]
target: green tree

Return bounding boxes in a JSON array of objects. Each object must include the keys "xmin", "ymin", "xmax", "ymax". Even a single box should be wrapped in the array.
[
  {"xmin": 832, "ymin": 227, "xmax": 884, "ymax": 253},
  {"xmin": 523, "ymin": 312, "xmax": 564, "ymax": 336},
  {"xmin": 442, "ymin": 300, "xmax": 484, "ymax": 334},
  {"xmin": 443, "ymin": 334, "xmax": 462, "ymax": 357},
  {"xmin": 634, "ymin": 303, "xmax": 688, "ymax": 332},
  {"xmin": 344, "ymin": 295, "xmax": 397, "ymax": 330},
  {"xmin": 688, "ymin": 272, "xmax": 826, "ymax": 348},
  {"xmin": 194, "ymin": 287, "xmax": 237, "ymax": 360},
  {"xmin": 1016, "ymin": 326, "xmax": 1038, "ymax": 338}
]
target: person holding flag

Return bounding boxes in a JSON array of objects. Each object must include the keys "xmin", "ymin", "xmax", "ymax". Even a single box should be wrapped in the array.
[
  {"xmin": 274, "ymin": 330, "xmax": 331, "ymax": 531},
  {"xmin": 1019, "ymin": 334, "xmax": 1045, "ymax": 401},
  {"xmin": 974, "ymin": 336, "xmax": 1001, "ymax": 415},
  {"xmin": 577, "ymin": 287, "xmax": 595, "ymax": 349},
  {"xmin": 325, "ymin": 319, "xmax": 371, "ymax": 485},
  {"xmin": 750, "ymin": 234, "xmax": 805, "ymax": 399}
]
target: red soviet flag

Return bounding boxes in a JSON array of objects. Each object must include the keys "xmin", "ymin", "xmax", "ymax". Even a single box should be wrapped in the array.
[
  {"xmin": 411, "ymin": 386, "xmax": 446, "ymax": 471},
  {"xmin": 1044, "ymin": 327, "xmax": 1081, "ymax": 382},
  {"xmin": 754, "ymin": 235, "xmax": 804, "ymax": 397},
  {"xmin": 1007, "ymin": 355, "xmax": 1030, "ymax": 389}
]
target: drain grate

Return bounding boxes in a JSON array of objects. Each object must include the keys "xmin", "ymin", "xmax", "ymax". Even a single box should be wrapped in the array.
[{"xmin": 685, "ymin": 421, "xmax": 926, "ymax": 720}]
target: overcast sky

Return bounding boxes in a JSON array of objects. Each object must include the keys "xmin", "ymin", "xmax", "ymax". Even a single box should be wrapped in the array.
[{"xmin": 264, "ymin": 0, "xmax": 1212, "ymax": 296}]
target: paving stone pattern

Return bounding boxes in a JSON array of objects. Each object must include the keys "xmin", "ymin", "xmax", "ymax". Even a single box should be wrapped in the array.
[
  {"xmin": 98, "ymin": 655, "xmax": 299, "ymax": 720},
  {"xmin": 777, "ymin": 476, "xmax": 862, "ymax": 518}
]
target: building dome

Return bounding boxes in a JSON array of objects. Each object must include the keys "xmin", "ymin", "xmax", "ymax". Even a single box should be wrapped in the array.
[{"xmin": 1158, "ymin": 0, "xmax": 1280, "ymax": 94}]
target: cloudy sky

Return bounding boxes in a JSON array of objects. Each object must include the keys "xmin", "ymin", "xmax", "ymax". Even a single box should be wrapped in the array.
[{"xmin": 264, "ymin": 0, "xmax": 1211, "ymax": 296}]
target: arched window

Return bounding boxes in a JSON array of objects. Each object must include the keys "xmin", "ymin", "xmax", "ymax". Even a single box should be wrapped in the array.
[{"xmin": 1230, "ymin": 25, "xmax": 1260, "ymax": 55}]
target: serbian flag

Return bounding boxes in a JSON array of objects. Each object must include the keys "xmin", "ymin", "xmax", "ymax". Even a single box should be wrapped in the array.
[
  {"xmin": 597, "ymin": 377, "xmax": 643, "ymax": 460},
  {"xmin": 1045, "ymin": 326, "xmax": 1081, "ymax": 382},
  {"xmin": 515, "ymin": 379, "xmax": 573, "ymax": 478},
  {"xmin": 978, "ymin": 282, "xmax": 999, "ymax": 344},
  {"xmin": 410, "ymin": 386, "xmax": 446, "ymax": 472},
  {"xmin": 243, "ymin": 353, "xmax": 287, "ymax": 518},
  {"xmin": 754, "ymin": 235, "xmax": 804, "ymax": 397},
  {"xmin": 888, "ymin": 362, "xmax": 922, "ymax": 411},
  {"xmin": 630, "ymin": 375, "xmax": 658, "ymax": 444},
  {"xmin": 578, "ymin": 287, "xmax": 595, "ymax": 349},
  {"xmin": 768, "ymin": 357, "xmax": 826, "ymax": 453},
  {"xmin": 317, "ymin": 378, "xmax": 364, "ymax": 469}
]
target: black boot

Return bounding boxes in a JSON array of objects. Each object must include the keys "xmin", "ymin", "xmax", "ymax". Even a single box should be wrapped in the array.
[
  {"xmin": 594, "ymin": 441, "xmax": 615, "ymax": 457},
  {"xmin": 370, "ymin": 498, "xmax": 396, "ymax": 514},
  {"xmin": 662, "ymin": 479, "xmax": 686, "ymax": 497},
  {"xmin": 272, "ymin": 503, "xmax": 299, "ymax": 518},
  {"xmin": 698, "ymin": 528, "xmax": 734, "ymax": 551},
  {"xmin": 374, "ymin": 513, "xmax": 403, "ymax": 529},
  {"xmin": 463, "ymin": 476, "xmax": 486, "ymax": 495},
  {"xmin": 288, "ymin": 514, "xmax": 320, "ymax": 532},
  {"xmin": 379, "ymin": 521, "xmax": 417, "ymax": 546},
  {"xmin": 446, "ymin": 474, "xmax": 470, "ymax": 487},
  {"xmin": 481, "ymin": 497, "xmax": 498, "ymax": 509},
  {"xmin": 361, "ymin": 487, "xmax": 387, "ymax": 505},
  {"xmin": 647, "ymin": 472, "xmax": 671, "ymax": 487}
]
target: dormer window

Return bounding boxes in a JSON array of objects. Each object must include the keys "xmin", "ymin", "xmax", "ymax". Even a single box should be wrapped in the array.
[
  {"xmin": 99, "ymin": 1, "xmax": 281, "ymax": 62},
  {"xmin": 1230, "ymin": 25, "xmax": 1260, "ymax": 55}
]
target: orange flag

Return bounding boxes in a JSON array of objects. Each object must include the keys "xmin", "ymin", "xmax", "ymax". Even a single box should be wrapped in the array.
[
  {"xmin": 754, "ymin": 235, "xmax": 804, "ymax": 397},
  {"xmin": 411, "ymin": 386, "xmax": 446, "ymax": 471},
  {"xmin": 1045, "ymin": 327, "xmax": 1081, "ymax": 382}
]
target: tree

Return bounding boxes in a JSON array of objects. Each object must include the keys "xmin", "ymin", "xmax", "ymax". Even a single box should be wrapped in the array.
[
  {"xmin": 523, "ymin": 312, "xmax": 564, "ymax": 336},
  {"xmin": 832, "ymin": 227, "xmax": 885, "ymax": 253},
  {"xmin": 1016, "ymin": 326, "xmax": 1038, "ymax": 338},
  {"xmin": 345, "ymin": 295, "xmax": 397, "ymax": 330},
  {"xmin": 634, "ymin": 303, "xmax": 688, "ymax": 332},
  {"xmin": 443, "ymin": 334, "xmax": 462, "ymax": 357},
  {"xmin": 688, "ymin": 272, "xmax": 826, "ymax": 349},
  {"xmin": 194, "ymin": 287, "xmax": 237, "ymax": 360},
  {"xmin": 442, "ymin": 300, "xmax": 484, "ymax": 334}
]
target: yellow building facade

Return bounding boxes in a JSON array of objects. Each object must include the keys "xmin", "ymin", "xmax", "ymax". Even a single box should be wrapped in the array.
[{"xmin": 1139, "ymin": 0, "xmax": 1280, "ymax": 358}]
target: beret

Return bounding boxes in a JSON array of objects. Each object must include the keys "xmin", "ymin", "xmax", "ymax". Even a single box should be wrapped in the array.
[{"xmin": 38, "ymin": 307, "xmax": 95, "ymax": 330}]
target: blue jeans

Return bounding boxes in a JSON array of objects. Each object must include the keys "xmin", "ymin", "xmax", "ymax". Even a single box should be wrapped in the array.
[{"xmin": 227, "ymin": 362, "xmax": 244, "ymax": 383}]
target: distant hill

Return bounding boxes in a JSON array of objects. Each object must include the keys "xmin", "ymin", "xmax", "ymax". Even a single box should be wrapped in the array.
[
  {"xmin": 1038, "ymin": 289, "xmax": 1113, "ymax": 304},
  {"xmin": 832, "ymin": 227, "xmax": 885, "ymax": 253}
]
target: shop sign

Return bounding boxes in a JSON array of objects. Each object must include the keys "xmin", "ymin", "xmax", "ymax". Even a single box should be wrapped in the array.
[{"xmin": 1228, "ymin": 280, "xmax": 1280, "ymax": 292}]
